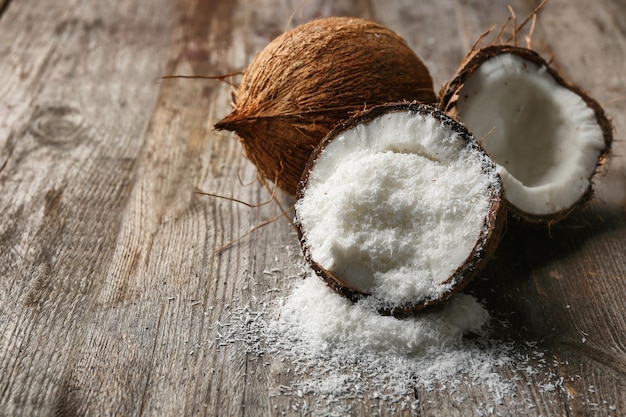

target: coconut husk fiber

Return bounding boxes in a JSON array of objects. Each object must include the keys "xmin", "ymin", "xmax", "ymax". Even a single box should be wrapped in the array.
[{"xmin": 215, "ymin": 16, "xmax": 436, "ymax": 195}]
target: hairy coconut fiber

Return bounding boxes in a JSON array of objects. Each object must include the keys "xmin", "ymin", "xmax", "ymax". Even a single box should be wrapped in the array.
[{"xmin": 215, "ymin": 16, "xmax": 436, "ymax": 195}]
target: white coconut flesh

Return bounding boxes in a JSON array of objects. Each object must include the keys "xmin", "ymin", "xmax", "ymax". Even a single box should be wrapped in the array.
[
  {"xmin": 454, "ymin": 53, "xmax": 606, "ymax": 217},
  {"xmin": 295, "ymin": 109, "xmax": 501, "ymax": 308}
]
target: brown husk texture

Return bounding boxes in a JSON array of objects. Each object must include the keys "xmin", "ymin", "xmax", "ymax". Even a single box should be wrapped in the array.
[
  {"xmin": 439, "ymin": 45, "xmax": 613, "ymax": 224},
  {"xmin": 296, "ymin": 103, "xmax": 505, "ymax": 316},
  {"xmin": 215, "ymin": 17, "xmax": 436, "ymax": 195}
]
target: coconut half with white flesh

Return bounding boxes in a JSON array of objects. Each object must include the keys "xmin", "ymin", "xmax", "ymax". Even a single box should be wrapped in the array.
[
  {"xmin": 295, "ymin": 103, "xmax": 505, "ymax": 315},
  {"xmin": 440, "ymin": 45, "xmax": 612, "ymax": 223}
]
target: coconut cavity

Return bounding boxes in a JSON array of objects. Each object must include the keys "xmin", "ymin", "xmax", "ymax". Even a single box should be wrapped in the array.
[
  {"xmin": 296, "ymin": 103, "xmax": 504, "ymax": 313},
  {"xmin": 215, "ymin": 17, "xmax": 436, "ymax": 195},
  {"xmin": 442, "ymin": 46, "xmax": 612, "ymax": 222}
]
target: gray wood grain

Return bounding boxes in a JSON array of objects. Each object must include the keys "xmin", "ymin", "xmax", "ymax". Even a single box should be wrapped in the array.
[{"xmin": 0, "ymin": 0, "xmax": 624, "ymax": 416}]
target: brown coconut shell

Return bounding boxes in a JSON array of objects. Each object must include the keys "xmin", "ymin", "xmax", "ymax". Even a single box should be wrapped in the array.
[
  {"xmin": 215, "ymin": 17, "xmax": 436, "ymax": 195},
  {"xmin": 439, "ymin": 45, "xmax": 613, "ymax": 224},
  {"xmin": 295, "ymin": 102, "xmax": 506, "ymax": 316}
]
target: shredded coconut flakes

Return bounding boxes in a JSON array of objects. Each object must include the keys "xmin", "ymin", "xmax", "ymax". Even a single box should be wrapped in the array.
[
  {"xmin": 295, "ymin": 110, "xmax": 500, "ymax": 308},
  {"xmin": 214, "ymin": 266, "xmax": 568, "ymax": 416}
]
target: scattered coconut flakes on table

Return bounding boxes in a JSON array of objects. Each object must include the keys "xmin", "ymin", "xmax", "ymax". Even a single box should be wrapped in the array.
[{"xmin": 214, "ymin": 268, "xmax": 572, "ymax": 416}]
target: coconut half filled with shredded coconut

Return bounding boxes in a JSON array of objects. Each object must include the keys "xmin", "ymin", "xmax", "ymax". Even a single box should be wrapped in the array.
[
  {"xmin": 295, "ymin": 103, "xmax": 505, "ymax": 314},
  {"xmin": 441, "ymin": 45, "xmax": 612, "ymax": 223}
]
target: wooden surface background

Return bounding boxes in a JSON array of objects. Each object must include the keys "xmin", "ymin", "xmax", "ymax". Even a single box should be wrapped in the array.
[{"xmin": 1, "ymin": 0, "xmax": 625, "ymax": 416}]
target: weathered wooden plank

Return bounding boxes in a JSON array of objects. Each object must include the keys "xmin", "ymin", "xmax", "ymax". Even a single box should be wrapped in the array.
[
  {"xmin": 0, "ymin": 0, "xmax": 173, "ymax": 415},
  {"xmin": 50, "ymin": 0, "xmax": 298, "ymax": 415},
  {"xmin": 0, "ymin": 0, "xmax": 625, "ymax": 416}
]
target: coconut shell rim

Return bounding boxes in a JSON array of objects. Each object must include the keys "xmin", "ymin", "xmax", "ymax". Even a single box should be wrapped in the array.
[
  {"xmin": 439, "ymin": 44, "xmax": 614, "ymax": 224},
  {"xmin": 295, "ymin": 101, "xmax": 506, "ymax": 316}
]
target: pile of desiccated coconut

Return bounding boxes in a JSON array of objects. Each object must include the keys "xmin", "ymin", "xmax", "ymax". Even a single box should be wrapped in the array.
[{"xmin": 215, "ymin": 260, "xmax": 568, "ymax": 416}]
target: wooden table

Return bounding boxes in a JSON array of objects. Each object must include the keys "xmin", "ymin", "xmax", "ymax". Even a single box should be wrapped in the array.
[{"xmin": 1, "ymin": 0, "xmax": 625, "ymax": 415}]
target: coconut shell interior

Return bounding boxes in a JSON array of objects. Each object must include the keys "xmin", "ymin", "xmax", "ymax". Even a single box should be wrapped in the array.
[
  {"xmin": 440, "ymin": 45, "xmax": 613, "ymax": 224},
  {"xmin": 295, "ymin": 102, "xmax": 506, "ymax": 316}
]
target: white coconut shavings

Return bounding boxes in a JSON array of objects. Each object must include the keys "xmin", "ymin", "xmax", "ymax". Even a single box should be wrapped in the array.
[
  {"xmin": 215, "ymin": 271, "xmax": 566, "ymax": 416},
  {"xmin": 295, "ymin": 110, "xmax": 499, "ymax": 307},
  {"xmin": 277, "ymin": 274, "xmax": 488, "ymax": 355}
]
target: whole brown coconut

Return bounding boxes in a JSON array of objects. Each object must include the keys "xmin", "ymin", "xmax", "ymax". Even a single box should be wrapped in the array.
[
  {"xmin": 215, "ymin": 16, "xmax": 436, "ymax": 195},
  {"xmin": 440, "ymin": 45, "xmax": 612, "ymax": 224}
]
